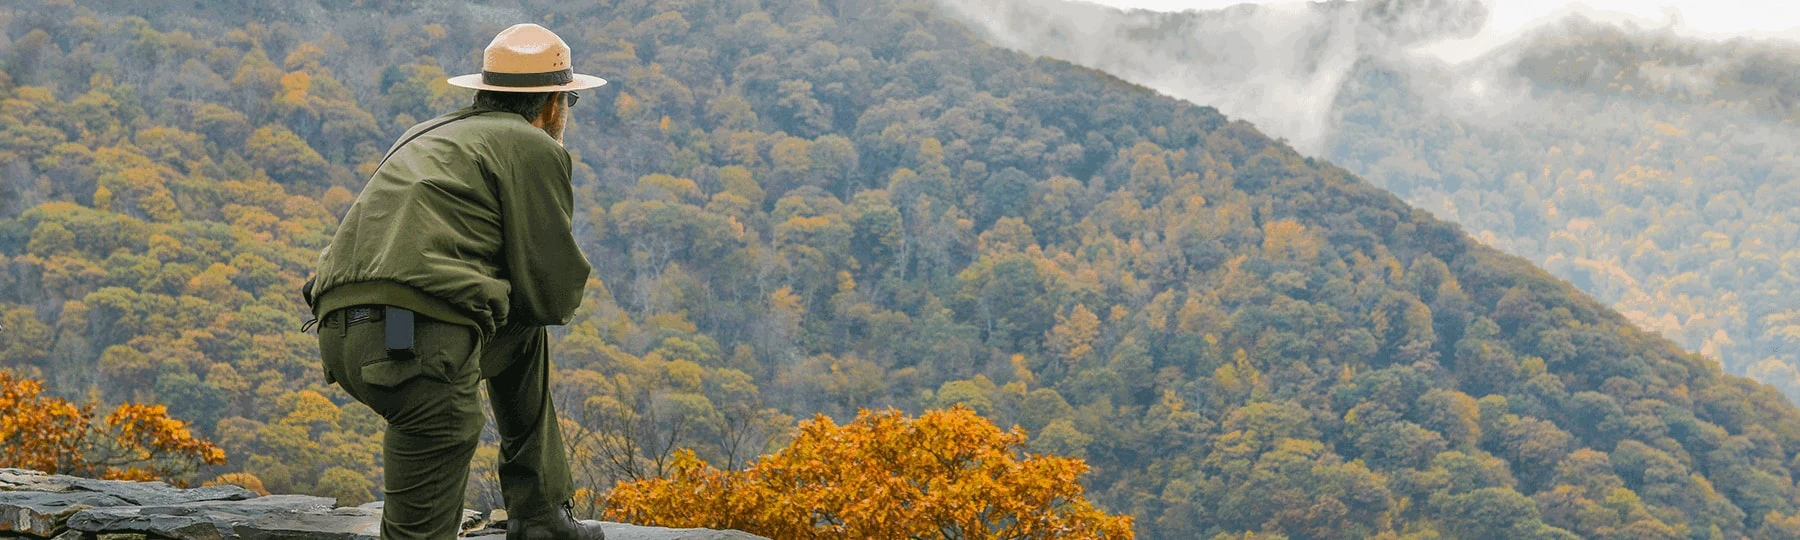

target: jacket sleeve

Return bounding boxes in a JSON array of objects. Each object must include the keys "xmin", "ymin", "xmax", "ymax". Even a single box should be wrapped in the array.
[{"xmin": 495, "ymin": 138, "xmax": 591, "ymax": 327}]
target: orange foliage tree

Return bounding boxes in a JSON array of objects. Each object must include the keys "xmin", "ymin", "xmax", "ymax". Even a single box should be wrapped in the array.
[
  {"xmin": 0, "ymin": 370, "xmax": 226, "ymax": 482},
  {"xmin": 603, "ymin": 406, "xmax": 1134, "ymax": 539}
]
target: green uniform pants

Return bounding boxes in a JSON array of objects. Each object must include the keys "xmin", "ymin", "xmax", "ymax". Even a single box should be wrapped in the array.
[{"xmin": 319, "ymin": 307, "xmax": 573, "ymax": 539}]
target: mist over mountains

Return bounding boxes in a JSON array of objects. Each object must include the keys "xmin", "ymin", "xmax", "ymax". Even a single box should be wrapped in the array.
[
  {"xmin": 937, "ymin": 0, "xmax": 1795, "ymax": 152},
  {"xmin": 939, "ymin": 0, "xmax": 1800, "ymax": 400},
  {"xmin": 936, "ymin": 0, "xmax": 1496, "ymax": 153},
  {"xmin": 11, "ymin": 0, "xmax": 1800, "ymax": 537}
]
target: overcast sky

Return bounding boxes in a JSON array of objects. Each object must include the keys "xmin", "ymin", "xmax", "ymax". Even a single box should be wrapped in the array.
[
  {"xmin": 1083, "ymin": 0, "xmax": 1799, "ymax": 64},
  {"xmin": 1086, "ymin": 0, "xmax": 1800, "ymax": 41}
]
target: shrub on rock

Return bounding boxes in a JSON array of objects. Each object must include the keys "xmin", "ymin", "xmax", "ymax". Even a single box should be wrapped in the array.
[{"xmin": 605, "ymin": 406, "xmax": 1133, "ymax": 539}]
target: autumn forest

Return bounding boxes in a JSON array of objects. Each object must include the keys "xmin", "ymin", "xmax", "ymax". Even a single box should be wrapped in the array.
[{"xmin": 4, "ymin": 0, "xmax": 1800, "ymax": 538}]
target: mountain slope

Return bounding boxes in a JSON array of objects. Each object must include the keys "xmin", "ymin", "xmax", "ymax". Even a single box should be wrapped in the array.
[
  {"xmin": 4, "ymin": 0, "xmax": 1800, "ymax": 538},
  {"xmin": 938, "ymin": 0, "xmax": 1800, "ymax": 402}
]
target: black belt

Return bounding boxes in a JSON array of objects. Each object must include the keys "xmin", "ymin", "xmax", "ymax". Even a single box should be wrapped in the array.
[
  {"xmin": 322, "ymin": 305, "xmax": 385, "ymax": 327},
  {"xmin": 323, "ymin": 305, "xmax": 416, "ymax": 360}
]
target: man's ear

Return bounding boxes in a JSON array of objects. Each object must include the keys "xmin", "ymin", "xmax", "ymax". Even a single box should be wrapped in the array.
[{"xmin": 536, "ymin": 94, "xmax": 562, "ymax": 125}]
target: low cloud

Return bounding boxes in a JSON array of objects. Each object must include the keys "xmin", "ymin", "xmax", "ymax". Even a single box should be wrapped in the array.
[
  {"xmin": 935, "ymin": 0, "xmax": 1793, "ymax": 154},
  {"xmin": 938, "ymin": 0, "xmax": 1496, "ymax": 153}
]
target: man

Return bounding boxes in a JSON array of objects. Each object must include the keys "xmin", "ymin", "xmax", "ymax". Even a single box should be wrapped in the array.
[{"xmin": 305, "ymin": 24, "xmax": 606, "ymax": 540}]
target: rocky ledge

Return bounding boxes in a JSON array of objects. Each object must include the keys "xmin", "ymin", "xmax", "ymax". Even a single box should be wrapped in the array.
[{"xmin": 0, "ymin": 469, "xmax": 763, "ymax": 539}]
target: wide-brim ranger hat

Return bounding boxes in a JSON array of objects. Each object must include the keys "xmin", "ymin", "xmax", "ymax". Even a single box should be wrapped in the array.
[{"xmin": 447, "ymin": 24, "xmax": 607, "ymax": 92}]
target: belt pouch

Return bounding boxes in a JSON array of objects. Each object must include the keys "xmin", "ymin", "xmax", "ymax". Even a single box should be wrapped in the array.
[{"xmin": 361, "ymin": 307, "xmax": 422, "ymax": 387}]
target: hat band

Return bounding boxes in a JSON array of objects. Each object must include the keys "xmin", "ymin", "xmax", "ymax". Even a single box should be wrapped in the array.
[{"xmin": 481, "ymin": 68, "xmax": 573, "ymax": 88}]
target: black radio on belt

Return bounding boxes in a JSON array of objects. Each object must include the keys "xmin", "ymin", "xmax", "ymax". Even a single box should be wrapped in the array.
[{"xmin": 385, "ymin": 307, "xmax": 416, "ymax": 360}]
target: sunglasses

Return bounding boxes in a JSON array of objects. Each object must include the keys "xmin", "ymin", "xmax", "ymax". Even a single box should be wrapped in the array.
[{"xmin": 565, "ymin": 92, "xmax": 580, "ymax": 108}]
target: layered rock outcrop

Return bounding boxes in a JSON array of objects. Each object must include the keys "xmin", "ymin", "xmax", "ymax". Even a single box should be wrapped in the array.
[{"xmin": 0, "ymin": 469, "xmax": 761, "ymax": 539}]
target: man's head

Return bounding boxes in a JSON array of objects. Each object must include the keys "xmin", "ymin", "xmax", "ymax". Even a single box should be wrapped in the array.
[
  {"xmin": 474, "ymin": 90, "xmax": 576, "ymax": 142},
  {"xmin": 447, "ymin": 23, "xmax": 605, "ymax": 143}
]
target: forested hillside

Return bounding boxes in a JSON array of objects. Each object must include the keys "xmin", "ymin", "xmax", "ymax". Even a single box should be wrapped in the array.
[
  {"xmin": 1334, "ymin": 21, "xmax": 1800, "ymax": 399},
  {"xmin": 4, "ymin": 0, "xmax": 1800, "ymax": 538},
  {"xmin": 939, "ymin": 0, "xmax": 1800, "ymax": 402}
]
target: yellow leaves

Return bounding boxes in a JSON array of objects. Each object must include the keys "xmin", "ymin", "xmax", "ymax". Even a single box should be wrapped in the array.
[
  {"xmin": 1612, "ymin": 165, "xmax": 1669, "ymax": 188},
  {"xmin": 1143, "ymin": 290, "xmax": 1176, "ymax": 332},
  {"xmin": 1176, "ymin": 292, "xmax": 1221, "ymax": 335},
  {"xmin": 665, "ymin": 360, "xmax": 705, "ymax": 393},
  {"xmin": 1129, "ymin": 153, "xmax": 1172, "ymax": 187},
  {"xmin": 616, "ymin": 92, "xmax": 642, "ymax": 120},
  {"xmin": 282, "ymin": 43, "xmax": 326, "ymax": 72},
  {"xmin": 1261, "ymin": 219, "xmax": 1319, "ymax": 263},
  {"xmin": 918, "ymin": 138, "xmax": 946, "ymax": 166},
  {"xmin": 770, "ymin": 137, "xmax": 812, "ymax": 175},
  {"xmin": 645, "ymin": 312, "xmax": 698, "ymax": 334},
  {"xmin": 636, "ymin": 173, "xmax": 703, "ymax": 203},
  {"xmin": 800, "ymin": 354, "xmax": 888, "ymax": 411},
  {"xmin": 716, "ymin": 166, "xmax": 764, "ymax": 204},
  {"xmin": 779, "ymin": 214, "xmax": 834, "ymax": 234},
  {"xmin": 277, "ymin": 71, "xmax": 312, "ymax": 106},
  {"xmin": 0, "ymin": 370, "xmax": 89, "ymax": 474},
  {"xmin": 1010, "ymin": 354, "xmax": 1037, "ymax": 386},
  {"xmin": 277, "ymin": 390, "xmax": 342, "ymax": 430},
  {"xmin": 1519, "ymin": 356, "xmax": 1548, "ymax": 378},
  {"xmin": 93, "ymin": 185, "xmax": 113, "ymax": 210},
  {"xmin": 185, "ymin": 262, "xmax": 240, "ymax": 300},
  {"xmin": 834, "ymin": 271, "xmax": 856, "ymax": 295},
  {"xmin": 1, "ymin": 370, "xmax": 225, "ymax": 481},
  {"xmin": 1213, "ymin": 349, "xmax": 1264, "ymax": 401},
  {"xmin": 93, "ymin": 159, "xmax": 182, "ymax": 223},
  {"xmin": 932, "ymin": 377, "xmax": 999, "ymax": 416},
  {"xmin": 1047, "ymin": 304, "xmax": 1101, "ymax": 366},
  {"xmin": 321, "ymin": 185, "xmax": 355, "ymax": 219},
  {"xmin": 26, "ymin": 221, "xmax": 75, "ymax": 257},
  {"xmin": 99, "ymin": 345, "xmax": 154, "ymax": 385},
  {"xmin": 604, "ymin": 407, "xmax": 1133, "ymax": 539},
  {"xmin": 12, "ymin": 85, "xmax": 56, "ymax": 108},
  {"xmin": 107, "ymin": 402, "xmax": 228, "ymax": 466},
  {"xmin": 770, "ymin": 285, "xmax": 806, "ymax": 319}
]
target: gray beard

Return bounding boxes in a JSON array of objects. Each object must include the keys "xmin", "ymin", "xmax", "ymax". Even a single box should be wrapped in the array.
[{"xmin": 544, "ymin": 119, "xmax": 566, "ymax": 145}]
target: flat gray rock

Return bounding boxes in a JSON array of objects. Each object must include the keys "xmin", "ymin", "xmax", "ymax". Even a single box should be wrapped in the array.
[
  {"xmin": 599, "ymin": 523, "xmax": 768, "ymax": 540},
  {"xmin": 0, "ymin": 469, "xmax": 80, "ymax": 493},
  {"xmin": 66, "ymin": 508, "xmax": 222, "ymax": 539},
  {"xmin": 0, "ymin": 490, "xmax": 132, "ymax": 536},
  {"xmin": 66, "ymin": 495, "xmax": 338, "ymax": 539},
  {"xmin": 69, "ymin": 478, "xmax": 257, "ymax": 506},
  {"xmin": 163, "ymin": 494, "xmax": 337, "ymax": 515},
  {"xmin": 355, "ymin": 500, "xmax": 485, "ymax": 532},
  {"xmin": 0, "ymin": 468, "xmax": 47, "ymax": 476},
  {"xmin": 2, "ymin": 470, "xmax": 763, "ymax": 540},
  {"xmin": 463, "ymin": 522, "xmax": 768, "ymax": 540},
  {"xmin": 233, "ymin": 507, "xmax": 382, "ymax": 540}
]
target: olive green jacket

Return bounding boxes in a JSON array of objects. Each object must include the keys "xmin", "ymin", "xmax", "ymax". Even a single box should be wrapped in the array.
[{"xmin": 308, "ymin": 105, "xmax": 590, "ymax": 337}]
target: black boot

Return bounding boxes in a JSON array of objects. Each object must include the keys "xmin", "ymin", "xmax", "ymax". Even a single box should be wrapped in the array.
[{"xmin": 506, "ymin": 502, "xmax": 605, "ymax": 540}]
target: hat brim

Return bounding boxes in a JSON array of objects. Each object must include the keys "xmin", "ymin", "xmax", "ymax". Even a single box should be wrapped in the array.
[{"xmin": 446, "ymin": 73, "xmax": 608, "ymax": 92}]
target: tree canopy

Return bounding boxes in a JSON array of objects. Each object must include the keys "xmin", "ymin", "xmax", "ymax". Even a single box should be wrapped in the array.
[
  {"xmin": 2, "ymin": 0, "xmax": 1799, "ymax": 538},
  {"xmin": 604, "ymin": 407, "xmax": 1134, "ymax": 538}
]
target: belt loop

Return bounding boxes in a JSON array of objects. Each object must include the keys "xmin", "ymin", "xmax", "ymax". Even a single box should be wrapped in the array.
[{"xmin": 340, "ymin": 310, "xmax": 349, "ymax": 338}]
